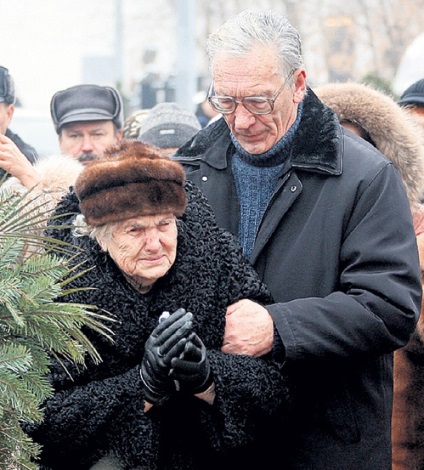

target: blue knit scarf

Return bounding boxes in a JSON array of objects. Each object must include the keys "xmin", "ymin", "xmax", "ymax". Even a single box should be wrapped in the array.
[{"xmin": 231, "ymin": 103, "xmax": 303, "ymax": 258}]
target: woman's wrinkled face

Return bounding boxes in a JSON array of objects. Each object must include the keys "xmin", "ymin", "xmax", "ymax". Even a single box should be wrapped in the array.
[{"xmin": 98, "ymin": 213, "xmax": 178, "ymax": 289}]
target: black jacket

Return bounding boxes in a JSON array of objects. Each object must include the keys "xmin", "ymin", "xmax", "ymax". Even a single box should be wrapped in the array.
[
  {"xmin": 26, "ymin": 181, "xmax": 289, "ymax": 470},
  {"xmin": 174, "ymin": 88, "xmax": 422, "ymax": 469}
]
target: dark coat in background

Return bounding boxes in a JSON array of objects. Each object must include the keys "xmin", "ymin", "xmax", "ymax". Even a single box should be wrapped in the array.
[
  {"xmin": 26, "ymin": 180, "xmax": 289, "ymax": 470},
  {"xmin": 174, "ymin": 88, "xmax": 422, "ymax": 469}
]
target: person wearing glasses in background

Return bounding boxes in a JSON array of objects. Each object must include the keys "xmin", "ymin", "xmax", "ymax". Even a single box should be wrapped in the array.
[{"xmin": 174, "ymin": 9, "xmax": 422, "ymax": 470}]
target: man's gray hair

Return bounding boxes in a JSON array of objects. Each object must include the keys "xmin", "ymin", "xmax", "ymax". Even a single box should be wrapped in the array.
[{"xmin": 206, "ymin": 9, "xmax": 304, "ymax": 77}]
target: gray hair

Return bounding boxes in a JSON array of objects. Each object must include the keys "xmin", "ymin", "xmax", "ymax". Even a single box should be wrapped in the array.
[
  {"xmin": 206, "ymin": 9, "xmax": 304, "ymax": 78},
  {"xmin": 73, "ymin": 213, "xmax": 115, "ymax": 249}
]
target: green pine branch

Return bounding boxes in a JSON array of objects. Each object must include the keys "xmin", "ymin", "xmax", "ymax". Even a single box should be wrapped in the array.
[{"xmin": 0, "ymin": 183, "xmax": 114, "ymax": 468}]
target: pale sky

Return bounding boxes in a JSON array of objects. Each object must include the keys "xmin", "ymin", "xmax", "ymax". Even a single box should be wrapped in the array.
[
  {"xmin": 1, "ymin": 0, "xmax": 422, "ymax": 112},
  {"xmin": 1, "ymin": 0, "xmax": 124, "ymax": 111}
]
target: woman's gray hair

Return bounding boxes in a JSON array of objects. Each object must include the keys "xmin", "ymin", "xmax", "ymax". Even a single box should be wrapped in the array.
[
  {"xmin": 73, "ymin": 213, "xmax": 115, "ymax": 248},
  {"xmin": 206, "ymin": 9, "xmax": 304, "ymax": 77}
]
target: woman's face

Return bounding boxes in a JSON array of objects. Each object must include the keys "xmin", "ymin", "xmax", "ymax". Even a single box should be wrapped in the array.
[{"xmin": 98, "ymin": 213, "xmax": 178, "ymax": 290}]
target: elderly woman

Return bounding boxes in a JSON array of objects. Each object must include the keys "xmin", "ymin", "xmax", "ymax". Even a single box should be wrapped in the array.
[{"xmin": 25, "ymin": 141, "xmax": 288, "ymax": 470}]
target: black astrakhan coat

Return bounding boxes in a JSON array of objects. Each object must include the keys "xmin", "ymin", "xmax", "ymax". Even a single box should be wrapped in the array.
[
  {"xmin": 26, "ymin": 181, "xmax": 289, "ymax": 470},
  {"xmin": 174, "ymin": 88, "xmax": 422, "ymax": 469}
]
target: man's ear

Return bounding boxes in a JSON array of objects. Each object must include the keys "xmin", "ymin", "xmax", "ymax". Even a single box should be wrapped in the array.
[
  {"xmin": 116, "ymin": 129, "xmax": 124, "ymax": 141},
  {"xmin": 292, "ymin": 69, "xmax": 307, "ymax": 103},
  {"xmin": 6, "ymin": 103, "xmax": 15, "ymax": 127}
]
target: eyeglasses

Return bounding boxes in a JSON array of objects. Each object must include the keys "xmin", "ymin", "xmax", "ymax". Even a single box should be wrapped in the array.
[{"xmin": 208, "ymin": 69, "xmax": 295, "ymax": 115}]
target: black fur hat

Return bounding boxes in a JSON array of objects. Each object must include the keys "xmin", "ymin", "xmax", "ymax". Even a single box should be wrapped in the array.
[{"xmin": 74, "ymin": 141, "xmax": 187, "ymax": 227}]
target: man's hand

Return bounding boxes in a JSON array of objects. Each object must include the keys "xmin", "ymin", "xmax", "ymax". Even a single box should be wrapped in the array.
[
  {"xmin": 222, "ymin": 299, "xmax": 273, "ymax": 357},
  {"xmin": 0, "ymin": 134, "xmax": 40, "ymax": 188}
]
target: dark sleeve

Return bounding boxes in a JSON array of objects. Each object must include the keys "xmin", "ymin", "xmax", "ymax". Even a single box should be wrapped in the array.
[
  {"xmin": 6, "ymin": 128, "xmax": 38, "ymax": 164},
  {"xmin": 200, "ymin": 350, "xmax": 289, "ymax": 451},
  {"xmin": 270, "ymin": 164, "xmax": 421, "ymax": 363},
  {"xmin": 194, "ymin": 226, "xmax": 288, "ymax": 451}
]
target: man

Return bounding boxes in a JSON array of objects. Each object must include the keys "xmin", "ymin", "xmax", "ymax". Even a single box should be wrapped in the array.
[
  {"xmin": 0, "ymin": 83, "xmax": 123, "ymax": 190},
  {"xmin": 51, "ymin": 84, "xmax": 123, "ymax": 165},
  {"xmin": 0, "ymin": 65, "xmax": 38, "ymax": 180},
  {"xmin": 398, "ymin": 78, "xmax": 424, "ymax": 138},
  {"xmin": 174, "ymin": 9, "xmax": 422, "ymax": 469}
]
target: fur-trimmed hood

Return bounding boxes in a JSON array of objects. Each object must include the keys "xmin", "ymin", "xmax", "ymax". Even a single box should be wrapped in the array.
[{"xmin": 315, "ymin": 82, "xmax": 424, "ymax": 208}]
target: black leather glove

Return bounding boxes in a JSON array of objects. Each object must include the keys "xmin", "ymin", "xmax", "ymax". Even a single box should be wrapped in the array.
[
  {"xmin": 140, "ymin": 308, "xmax": 193, "ymax": 404},
  {"xmin": 170, "ymin": 332, "xmax": 213, "ymax": 394}
]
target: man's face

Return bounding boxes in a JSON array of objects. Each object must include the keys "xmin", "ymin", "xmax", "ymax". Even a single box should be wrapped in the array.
[
  {"xmin": 212, "ymin": 44, "xmax": 306, "ymax": 155},
  {"xmin": 0, "ymin": 102, "xmax": 14, "ymax": 135},
  {"xmin": 59, "ymin": 120, "xmax": 123, "ymax": 164}
]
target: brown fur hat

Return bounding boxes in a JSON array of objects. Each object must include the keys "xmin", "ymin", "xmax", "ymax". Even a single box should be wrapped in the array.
[
  {"xmin": 74, "ymin": 140, "xmax": 187, "ymax": 226},
  {"xmin": 316, "ymin": 82, "xmax": 424, "ymax": 208}
]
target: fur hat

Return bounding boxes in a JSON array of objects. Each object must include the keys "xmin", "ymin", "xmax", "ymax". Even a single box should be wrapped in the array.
[
  {"xmin": 74, "ymin": 141, "xmax": 187, "ymax": 227},
  {"xmin": 137, "ymin": 102, "xmax": 201, "ymax": 149},
  {"xmin": 50, "ymin": 84, "xmax": 123, "ymax": 134},
  {"xmin": 316, "ymin": 81, "xmax": 424, "ymax": 208}
]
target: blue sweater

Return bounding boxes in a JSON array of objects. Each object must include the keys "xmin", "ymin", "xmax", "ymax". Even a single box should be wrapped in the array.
[{"xmin": 232, "ymin": 104, "xmax": 303, "ymax": 258}]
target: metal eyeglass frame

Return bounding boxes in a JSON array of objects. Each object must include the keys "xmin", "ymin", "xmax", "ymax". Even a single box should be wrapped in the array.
[{"xmin": 207, "ymin": 69, "xmax": 295, "ymax": 115}]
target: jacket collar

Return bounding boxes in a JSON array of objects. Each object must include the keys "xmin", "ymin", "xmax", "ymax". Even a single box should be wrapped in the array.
[{"xmin": 175, "ymin": 87, "xmax": 342, "ymax": 175}]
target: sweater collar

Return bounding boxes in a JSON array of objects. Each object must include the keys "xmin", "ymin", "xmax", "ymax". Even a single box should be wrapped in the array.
[{"xmin": 230, "ymin": 101, "xmax": 303, "ymax": 168}]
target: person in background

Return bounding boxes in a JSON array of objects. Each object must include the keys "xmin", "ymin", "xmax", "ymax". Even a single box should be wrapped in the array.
[
  {"xmin": 50, "ymin": 84, "xmax": 124, "ymax": 165},
  {"xmin": 0, "ymin": 84, "xmax": 124, "ymax": 223},
  {"xmin": 0, "ymin": 65, "xmax": 38, "ymax": 180},
  {"xmin": 398, "ymin": 78, "xmax": 424, "ymax": 137},
  {"xmin": 25, "ymin": 140, "xmax": 289, "ymax": 469},
  {"xmin": 195, "ymin": 93, "xmax": 219, "ymax": 128},
  {"xmin": 173, "ymin": 9, "xmax": 422, "ymax": 469},
  {"xmin": 137, "ymin": 102, "xmax": 201, "ymax": 155}
]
